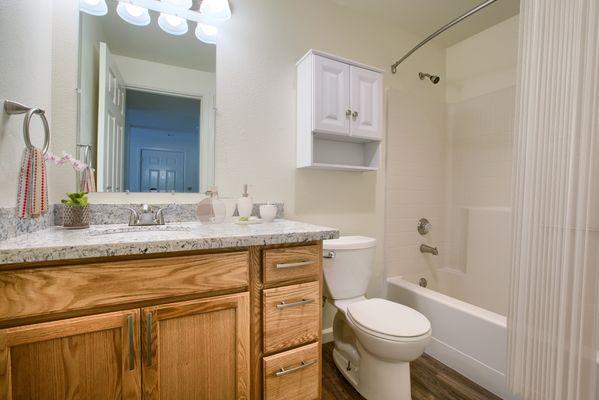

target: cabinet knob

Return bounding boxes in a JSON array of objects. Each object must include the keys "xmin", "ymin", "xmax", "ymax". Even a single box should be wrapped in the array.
[
  {"xmin": 352, "ymin": 111, "xmax": 359, "ymax": 119},
  {"xmin": 345, "ymin": 109, "xmax": 352, "ymax": 117}
]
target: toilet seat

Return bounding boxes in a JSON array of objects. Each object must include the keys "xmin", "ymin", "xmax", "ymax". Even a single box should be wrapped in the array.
[{"xmin": 347, "ymin": 298, "xmax": 431, "ymax": 342}]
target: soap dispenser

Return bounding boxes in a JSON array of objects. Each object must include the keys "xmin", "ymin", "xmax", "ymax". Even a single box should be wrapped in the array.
[{"xmin": 237, "ymin": 184, "xmax": 253, "ymax": 218}]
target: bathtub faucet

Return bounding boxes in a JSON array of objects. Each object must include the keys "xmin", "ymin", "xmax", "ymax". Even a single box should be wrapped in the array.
[{"xmin": 420, "ymin": 244, "xmax": 439, "ymax": 256}]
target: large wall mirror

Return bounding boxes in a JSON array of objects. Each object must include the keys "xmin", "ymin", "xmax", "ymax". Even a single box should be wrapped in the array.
[{"xmin": 78, "ymin": 0, "xmax": 216, "ymax": 193}]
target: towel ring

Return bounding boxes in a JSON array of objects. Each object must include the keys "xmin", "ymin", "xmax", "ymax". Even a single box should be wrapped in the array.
[
  {"xmin": 4, "ymin": 100, "xmax": 50, "ymax": 155},
  {"xmin": 23, "ymin": 108, "xmax": 50, "ymax": 155}
]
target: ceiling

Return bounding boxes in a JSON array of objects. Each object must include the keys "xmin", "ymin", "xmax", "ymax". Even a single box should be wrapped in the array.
[
  {"xmin": 329, "ymin": 0, "xmax": 520, "ymax": 47},
  {"xmin": 84, "ymin": 1, "xmax": 216, "ymax": 72}
]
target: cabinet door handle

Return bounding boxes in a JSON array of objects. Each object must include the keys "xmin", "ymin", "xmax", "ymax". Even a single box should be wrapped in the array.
[
  {"xmin": 276, "ymin": 298, "xmax": 315, "ymax": 310},
  {"xmin": 275, "ymin": 260, "xmax": 315, "ymax": 269},
  {"xmin": 127, "ymin": 315, "xmax": 135, "ymax": 371},
  {"xmin": 352, "ymin": 111, "xmax": 359, "ymax": 119},
  {"xmin": 275, "ymin": 360, "xmax": 317, "ymax": 377},
  {"xmin": 146, "ymin": 312, "xmax": 153, "ymax": 366},
  {"xmin": 346, "ymin": 109, "xmax": 352, "ymax": 117}
]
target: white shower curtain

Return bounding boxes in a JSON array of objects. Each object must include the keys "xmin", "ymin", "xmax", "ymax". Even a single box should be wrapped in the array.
[{"xmin": 507, "ymin": 0, "xmax": 599, "ymax": 399}]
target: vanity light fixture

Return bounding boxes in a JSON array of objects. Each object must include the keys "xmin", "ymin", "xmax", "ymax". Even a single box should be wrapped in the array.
[
  {"xmin": 90, "ymin": 0, "xmax": 226, "ymax": 42},
  {"xmin": 158, "ymin": 13, "xmax": 189, "ymax": 35},
  {"xmin": 199, "ymin": 0, "xmax": 231, "ymax": 21},
  {"xmin": 116, "ymin": 2, "xmax": 151, "ymax": 26},
  {"xmin": 79, "ymin": 0, "xmax": 108, "ymax": 16},
  {"xmin": 164, "ymin": 0, "xmax": 193, "ymax": 8},
  {"xmin": 195, "ymin": 22, "xmax": 218, "ymax": 44}
]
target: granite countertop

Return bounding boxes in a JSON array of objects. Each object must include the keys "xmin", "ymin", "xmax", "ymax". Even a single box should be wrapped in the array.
[{"xmin": 0, "ymin": 219, "xmax": 339, "ymax": 265}]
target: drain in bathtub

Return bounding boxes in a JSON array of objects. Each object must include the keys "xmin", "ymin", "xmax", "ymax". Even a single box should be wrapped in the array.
[{"xmin": 419, "ymin": 278, "xmax": 428, "ymax": 288}]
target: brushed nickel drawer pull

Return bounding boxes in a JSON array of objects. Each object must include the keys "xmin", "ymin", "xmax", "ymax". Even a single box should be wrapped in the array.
[
  {"xmin": 146, "ymin": 312, "xmax": 153, "ymax": 366},
  {"xmin": 275, "ymin": 360, "xmax": 317, "ymax": 377},
  {"xmin": 275, "ymin": 260, "xmax": 315, "ymax": 269},
  {"xmin": 127, "ymin": 315, "xmax": 135, "ymax": 371},
  {"xmin": 276, "ymin": 298, "xmax": 315, "ymax": 309}
]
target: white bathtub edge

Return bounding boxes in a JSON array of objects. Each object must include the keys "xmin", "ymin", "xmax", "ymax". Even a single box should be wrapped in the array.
[
  {"xmin": 387, "ymin": 276, "xmax": 599, "ymax": 400},
  {"xmin": 386, "ymin": 276, "xmax": 506, "ymax": 327},
  {"xmin": 426, "ymin": 336, "xmax": 518, "ymax": 400}
]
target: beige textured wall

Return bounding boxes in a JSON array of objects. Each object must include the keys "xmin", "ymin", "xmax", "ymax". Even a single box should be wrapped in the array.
[{"xmin": 0, "ymin": 0, "xmax": 53, "ymax": 208}]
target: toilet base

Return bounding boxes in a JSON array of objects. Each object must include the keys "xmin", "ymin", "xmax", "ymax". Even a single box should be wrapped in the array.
[
  {"xmin": 332, "ymin": 347, "xmax": 360, "ymax": 389},
  {"xmin": 332, "ymin": 342, "xmax": 413, "ymax": 400},
  {"xmin": 355, "ymin": 341, "xmax": 412, "ymax": 400}
]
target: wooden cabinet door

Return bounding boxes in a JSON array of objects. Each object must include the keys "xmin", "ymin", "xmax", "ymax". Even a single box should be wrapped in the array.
[
  {"xmin": 350, "ymin": 65, "xmax": 382, "ymax": 139},
  {"xmin": 313, "ymin": 55, "xmax": 351, "ymax": 136},
  {"xmin": 141, "ymin": 293, "xmax": 250, "ymax": 400},
  {"xmin": 0, "ymin": 309, "xmax": 141, "ymax": 400}
]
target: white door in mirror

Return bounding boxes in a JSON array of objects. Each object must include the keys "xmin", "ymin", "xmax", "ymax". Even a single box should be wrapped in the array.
[{"xmin": 97, "ymin": 42, "xmax": 125, "ymax": 192}]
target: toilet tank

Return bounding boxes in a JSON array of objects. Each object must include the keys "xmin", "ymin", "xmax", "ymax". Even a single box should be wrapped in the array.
[{"xmin": 322, "ymin": 236, "xmax": 377, "ymax": 300}]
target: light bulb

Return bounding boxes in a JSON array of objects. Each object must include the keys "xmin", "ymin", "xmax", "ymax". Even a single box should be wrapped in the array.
[
  {"xmin": 195, "ymin": 23, "xmax": 218, "ymax": 44},
  {"xmin": 158, "ymin": 13, "xmax": 189, "ymax": 35},
  {"xmin": 80, "ymin": 0, "xmax": 108, "ymax": 16},
  {"xmin": 116, "ymin": 2, "xmax": 151, "ymax": 26},
  {"xmin": 199, "ymin": 0, "xmax": 231, "ymax": 21}
]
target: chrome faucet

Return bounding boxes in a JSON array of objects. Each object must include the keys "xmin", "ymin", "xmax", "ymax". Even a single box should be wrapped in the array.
[
  {"xmin": 420, "ymin": 244, "xmax": 439, "ymax": 256},
  {"xmin": 125, "ymin": 204, "xmax": 169, "ymax": 226}
]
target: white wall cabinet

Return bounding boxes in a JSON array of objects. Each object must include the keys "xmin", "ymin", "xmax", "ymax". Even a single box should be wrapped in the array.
[
  {"xmin": 297, "ymin": 50, "xmax": 383, "ymax": 171},
  {"xmin": 349, "ymin": 66, "xmax": 382, "ymax": 139},
  {"xmin": 313, "ymin": 56, "xmax": 350, "ymax": 136}
]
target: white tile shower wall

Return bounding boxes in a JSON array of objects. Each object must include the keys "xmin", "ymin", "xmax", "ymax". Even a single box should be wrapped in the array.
[
  {"xmin": 385, "ymin": 15, "xmax": 518, "ymax": 317},
  {"xmin": 441, "ymin": 86, "xmax": 516, "ymax": 316},
  {"xmin": 385, "ymin": 90, "xmax": 447, "ymax": 287}
]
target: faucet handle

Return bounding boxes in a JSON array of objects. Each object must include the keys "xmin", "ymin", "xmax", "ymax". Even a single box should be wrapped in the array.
[
  {"xmin": 125, "ymin": 207, "xmax": 140, "ymax": 226},
  {"xmin": 154, "ymin": 205, "xmax": 170, "ymax": 225}
]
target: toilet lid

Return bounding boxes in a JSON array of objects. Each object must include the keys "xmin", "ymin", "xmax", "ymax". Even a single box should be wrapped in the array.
[{"xmin": 347, "ymin": 298, "xmax": 431, "ymax": 338}]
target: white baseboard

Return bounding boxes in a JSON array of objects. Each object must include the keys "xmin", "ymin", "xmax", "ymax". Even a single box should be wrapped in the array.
[{"xmin": 322, "ymin": 327, "xmax": 334, "ymax": 344}]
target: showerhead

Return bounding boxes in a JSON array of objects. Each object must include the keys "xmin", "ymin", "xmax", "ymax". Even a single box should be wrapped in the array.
[{"xmin": 419, "ymin": 72, "xmax": 440, "ymax": 84}]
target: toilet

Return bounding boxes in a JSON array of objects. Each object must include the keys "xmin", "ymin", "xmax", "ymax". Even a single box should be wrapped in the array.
[{"xmin": 323, "ymin": 236, "xmax": 431, "ymax": 400}]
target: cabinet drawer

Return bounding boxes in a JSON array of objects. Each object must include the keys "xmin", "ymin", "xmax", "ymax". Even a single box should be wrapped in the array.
[
  {"xmin": 263, "ymin": 342, "xmax": 320, "ymax": 400},
  {"xmin": 0, "ymin": 252, "xmax": 249, "ymax": 324},
  {"xmin": 263, "ymin": 281, "xmax": 320, "ymax": 354},
  {"xmin": 263, "ymin": 245, "xmax": 320, "ymax": 285}
]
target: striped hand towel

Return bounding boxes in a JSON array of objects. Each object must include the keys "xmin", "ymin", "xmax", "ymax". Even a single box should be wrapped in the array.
[
  {"xmin": 80, "ymin": 166, "xmax": 96, "ymax": 193},
  {"xmin": 16, "ymin": 147, "xmax": 48, "ymax": 219}
]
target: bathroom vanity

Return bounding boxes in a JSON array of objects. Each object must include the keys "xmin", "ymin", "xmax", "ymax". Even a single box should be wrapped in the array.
[{"xmin": 0, "ymin": 221, "xmax": 338, "ymax": 400}]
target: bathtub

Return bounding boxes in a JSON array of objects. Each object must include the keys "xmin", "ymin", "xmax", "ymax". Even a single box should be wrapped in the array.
[
  {"xmin": 387, "ymin": 276, "xmax": 517, "ymax": 399},
  {"xmin": 387, "ymin": 276, "xmax": 599, "ymax": 400}
]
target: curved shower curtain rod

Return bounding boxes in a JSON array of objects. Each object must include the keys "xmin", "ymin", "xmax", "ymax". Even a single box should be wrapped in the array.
[{"xmin": 391, "ymin": 0, "xmax": 500, "ymax": 73}]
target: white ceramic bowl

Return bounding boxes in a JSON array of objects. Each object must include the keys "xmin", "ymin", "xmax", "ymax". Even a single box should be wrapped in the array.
[{"xmin": 259, "ymin": 204, "xmax": 278, "ymax": 222}]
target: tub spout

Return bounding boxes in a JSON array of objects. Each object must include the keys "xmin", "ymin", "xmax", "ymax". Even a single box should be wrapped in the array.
[{"xmin": 420, "ymin": 244, "xmax": 439, "ymax": 256}]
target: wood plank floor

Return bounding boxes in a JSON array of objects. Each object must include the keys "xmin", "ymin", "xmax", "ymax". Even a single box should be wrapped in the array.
[{"xmin": 322, "ymin": 342, "xmax": 502, "ymax": 400}]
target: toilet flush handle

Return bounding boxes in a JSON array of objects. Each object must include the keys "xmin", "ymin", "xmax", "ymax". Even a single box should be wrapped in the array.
[{"xmin": 323, "ymin": 250, "xmax": 336, "ymax": 259}]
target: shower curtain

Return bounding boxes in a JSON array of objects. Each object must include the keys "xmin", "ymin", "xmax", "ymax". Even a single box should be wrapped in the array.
[{"xmin": 507, "ymin": 0, "xmax": 599, "ymax": 399}]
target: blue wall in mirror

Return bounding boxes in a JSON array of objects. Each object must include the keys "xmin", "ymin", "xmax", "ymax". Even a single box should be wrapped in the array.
[{"xmin": 124, "ymin": 89, "xmax": 201, "ymax": 192}]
